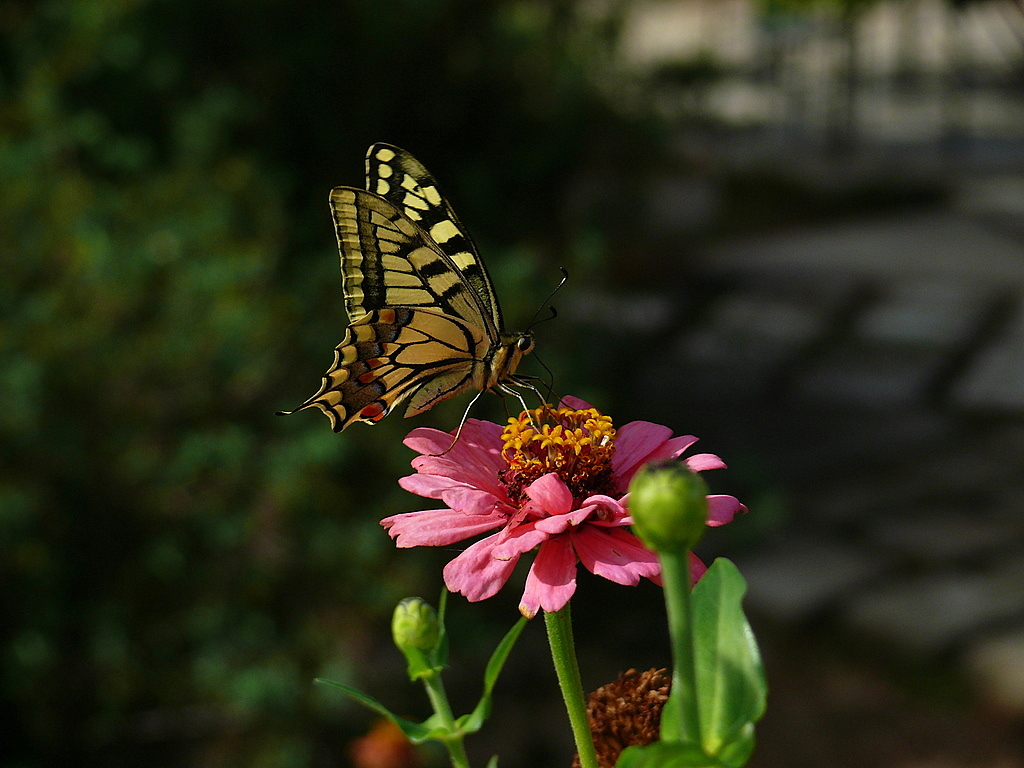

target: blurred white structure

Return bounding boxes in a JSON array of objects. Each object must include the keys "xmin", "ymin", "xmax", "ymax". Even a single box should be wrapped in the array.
[{"xmin": 615, "ymin": 0, "xmax": 1024, "ymax": 144}]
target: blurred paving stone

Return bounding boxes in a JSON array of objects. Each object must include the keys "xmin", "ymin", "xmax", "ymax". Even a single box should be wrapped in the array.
[
  {"xmin": 734, "ymin": 537, "xmax": 882, "ymax": 623},
  {"xmin": 668, "ymin": 319, "xmax": 806, "ymax": 396},
  {"xmin": 658, "ymin": 283, "xmax": 852, "ymax": 400},
  {"xmin": 651, "ymin": 203, "xmax": 1024, "ymax": 683},
  {"xmin": 865, "ymin": 510, "xmax": 1024, "ymax": 563},
  {"xmin": 646, "ymin": 176, "xmax": 723, "ymax": 236},
  {"xmin": 797, "ymin": 480, "xmax": 935, "ymax": 528},
  {"xmin": 990, "ymin": 552, "xmax": 1024, "ymax": 586},
  {"xmin": 728, "ymin": 271, "xmax": 864, "ymax": 309},
  {"xmin": 964, "ymin": 627, "xmax": 1024, "ymax": 716},
  {"xmin": 844, "ymin": 569, "xmax": 1024, "ymax": 656},
  {"xmin": 767, "ymin": 409, "xmax": 952, "ymax": 481},
  {"xmin": 984, "ymin": 422, "xmax": 1024, "ymax": 467},
  {"xmin": 564, "ymin": 288, "xmax": 677, "ymax": 335},
  {"xmin": 890, "ymin": 438, "xmax": 1024, "ymax": 500},
  {"xmin": 951, "ymin": 303, "xmax": 1024, "ymax": 413},
  {"xmin": 702, "ymin": 292, "xmax": 829, "ymax": 345},
  {"xmin": 697, "ymin": 212, "xmax": 1024, "ymax": 287},
  {"xmin": 956, "ymin": 174, "xmax": 1024, "ymax": 236},
  {"xmin": 793, "ymin": 347, "xmax": 946, "ymax": 407},
  {"xmin": 854, "ymin": 282, "xmax": 995, "ymax": 347}
]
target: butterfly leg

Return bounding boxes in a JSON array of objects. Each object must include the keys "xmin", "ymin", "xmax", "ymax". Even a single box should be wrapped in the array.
[
  {"xmin": 427, "ymin": 388, "xmax": 487, "ymax": 457},
  {"xmin": 509, "ymin": 375, "xmax": 557, "ymax": 408},
  {"xmin": 496, "ymin": 381, "xmax": 535, "ymax": 419}
]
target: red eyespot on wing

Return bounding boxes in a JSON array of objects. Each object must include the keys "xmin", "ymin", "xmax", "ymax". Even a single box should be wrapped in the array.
[
  {"xmin": 359, "ymin": 402, "xmax": 387, "ymax": 422},
  {"xmin": 358, "ymin": 370, "xmax": 377, "ymax": 384}
]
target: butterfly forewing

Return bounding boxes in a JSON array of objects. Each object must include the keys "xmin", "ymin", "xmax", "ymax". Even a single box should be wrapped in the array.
[
  {"xmin": 330, "ymin": 189, "xmax": 488, "ymax": 333},
  {"xmin": 365, "ymin": 143, "xmax": 504, "ymax": 334}
]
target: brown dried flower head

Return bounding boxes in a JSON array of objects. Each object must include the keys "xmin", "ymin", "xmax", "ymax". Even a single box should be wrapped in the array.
[{"xmin": 572, "ymin": 668, "xmax": 671, "ymax": 768}]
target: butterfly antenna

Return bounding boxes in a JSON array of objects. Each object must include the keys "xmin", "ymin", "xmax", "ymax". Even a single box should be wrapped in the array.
[
  {"xmin": 430, "ymin": 389, "xmax": 487, "ymax": 457},
  {"xmin": 526, "ymin": 267, "xmax": 569, "ymax": 331}
]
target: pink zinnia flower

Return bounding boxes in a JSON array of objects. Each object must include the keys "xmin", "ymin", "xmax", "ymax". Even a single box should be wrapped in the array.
[{"xmin": 382, "ymin": 397, "xmax": 746, "ymax": 618}]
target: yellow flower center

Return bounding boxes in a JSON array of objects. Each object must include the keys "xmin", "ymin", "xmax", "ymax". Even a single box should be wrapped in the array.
[{"xmin": 500, "ymin": 404, "xmax": 617, "ymax": 504}]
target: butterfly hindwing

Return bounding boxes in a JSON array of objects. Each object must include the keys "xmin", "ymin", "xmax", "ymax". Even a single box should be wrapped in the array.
[{"xmin": 300, "ymin": 307, "xmax": 488, "ymax": 430}]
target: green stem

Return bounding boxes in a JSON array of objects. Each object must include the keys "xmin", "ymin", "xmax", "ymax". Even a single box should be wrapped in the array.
[
  {"xmin": 544, "ymin": 604, "xmax": 598, "ymax": 768},
  {"xmin": 660, "ymin": 551, "xmax": 702, "ymax": 744},
  {"xmin": 421, "ymin": 673, "xmax": 471, "ymax": 768}
]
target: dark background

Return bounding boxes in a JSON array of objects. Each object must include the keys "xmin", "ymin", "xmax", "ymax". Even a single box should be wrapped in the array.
[{"xmin": 3, "ymin": 1, "xmax": 1024, "ymax": 766}]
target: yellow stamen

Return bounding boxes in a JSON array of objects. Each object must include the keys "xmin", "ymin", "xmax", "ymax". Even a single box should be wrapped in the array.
[{"xmin": 500, "ymin": 404, "xmax": 616, "ymax": 504}]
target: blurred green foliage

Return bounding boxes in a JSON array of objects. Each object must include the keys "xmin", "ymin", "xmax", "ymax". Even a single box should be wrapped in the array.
[{"xmin": 0, "ymin": 0, "xmax": 655, "ymax": 765}]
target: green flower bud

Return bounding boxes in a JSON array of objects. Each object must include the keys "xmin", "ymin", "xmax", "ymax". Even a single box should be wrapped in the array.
[
  {"xmin": 629, "ymin": 462, "xmax": 709, "ymax": 554},
  {"xmin": 392, "ymin": 597, "xmax": 440, "ymax": 653},
  {"xmin": 392, "ymin": 598, "xmax": 441, "ymax": 680}
]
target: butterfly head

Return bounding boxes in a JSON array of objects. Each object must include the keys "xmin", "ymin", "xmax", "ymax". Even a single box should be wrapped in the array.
[
  {"xmin": 509, "ymin": 332, "xmax": 535, "ymax": 371},
  {"xmin": 516, "ymin": 333, "xmax": 535, "ymax": 357},
  {"xmin": 488, "ymin": 331, "xmax": 534, "ymax": 389}
]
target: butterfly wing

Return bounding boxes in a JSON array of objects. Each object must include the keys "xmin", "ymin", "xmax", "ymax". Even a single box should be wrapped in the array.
[
  {"xmin": 364, "ymin": 143, "xmax": 504, "ymax": 336},
  {"xmin": 331, "ymin": 187, "xmax": 496, "ymax": 336},
  {"xmin": 288, "ymin": 187, "xmax": 500, "ymax": 430},
  {"xmin": 299, "ymin": 306, "xmax": 490, "ymax": 431}
]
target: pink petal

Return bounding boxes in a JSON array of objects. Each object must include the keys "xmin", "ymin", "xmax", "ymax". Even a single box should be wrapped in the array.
[
  {"xmin": 612, "ymin": 421, "xmax": 673, "ymax": 479},
  {"xmin": 523, "ymin": 473, "xmax": 574, "ymax": 517},
  {"xmin": 407, "ymin": 420, "xmax": 507, "ymax": 496},
  {"xmin": 404, "ymin": 419, "xmax": 503, "ymax": 460},
  {"xmin": 519, "ymin": 538, "xmax": 578, "ymax": 618},
  {"xmin": 576, "ymin": 494, "xmax": 630, "ymax": 526},
  {"xmin": 409, "ymin": 461, "xmax": 505, "ymax": 500},
  {"xmin": 491, "ymin": 520, "xmax": 550, "ymax": 559},
  {"xmin": 535, "ymin": 508, "xmax": 592, "ymax": 535},
  {"xmin": 381, "ymin": 508, "xmax": 505, "ymax": 547},
  {"xmin": 648, "ymin": 553, "xmax": 705, "ymax": 587},
  {"xmin": 660, "ymin": 434, "xmax": 701, "ymax": 461},
  {"xmin": 684, "ymin": 452, "xmax": 727, "ymax": 472},
  {"xmin": 398, "ymin": 473, "xmax": 459, "ymax": 500},
  {"xmin": 573, "ymin": 527, "xmax": 660, "ymax": 585},
  {"xmin": 443, "ymin": 536, "xmax": 520, "ymax": 602},
  {"xmin": 690, "ymin": 552, "xmax": 707, "ymax": 584},
  {"xmin": 706, "ymin": 495, "xmax": 747, "ymax": 526},
  {"xmin": 614, "ymin": 429, "xmax": 702, "ymax": 491},
  {"xmin": 403, "ymin": 426, "xmax": 457, "ymax": 456},
  {"xmin": 559, "ymin": 395, "xmax": 593, "ymax": 410},
  {"xmin": 635, "ymin": 434, "xmax": 702, "ymax": 479},
  {"xmin": 439, "ymin": 486, "xmax": 510, "ymax": 517}
]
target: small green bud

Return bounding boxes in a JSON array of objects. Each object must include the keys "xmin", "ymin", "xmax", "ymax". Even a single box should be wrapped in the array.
[
  {"xmin": 629, "ymin": 462, "xmax": 709, "ymax": 554},
  {"xmin": 392, "ymin": 597, "xmax": 440, "ymax": 652},
  {"xmin": 392, "ymin": 598, "xmax": 441, "ymax": 680}
]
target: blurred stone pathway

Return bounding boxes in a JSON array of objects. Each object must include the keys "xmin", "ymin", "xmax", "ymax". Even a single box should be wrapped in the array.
[{"xmin": 624, "ymin": 185, "xmax": 1024, "ymax": 718}]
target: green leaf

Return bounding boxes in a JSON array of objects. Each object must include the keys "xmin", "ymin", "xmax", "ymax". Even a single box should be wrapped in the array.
[
  {"xmin": 617, "ymin": 741, "xmax": 727, "ymax": 768},
  {"xmin": 314, "ymin": 678, "xmax": 436, "ymax": 743},
  {"xmin": 458, "ymin": 615, "xmax": 529, "ymax": 734},
  {"xmin": 484, "ymin": 756, "xmax": 500, "ymax": 768},
  {"xmin": 689, "ymin": 558, "xmax": 766, "ymax": 759},
  {"xmin": 715, "ymin": 724, "xmax": 756, "ymax": 767}
]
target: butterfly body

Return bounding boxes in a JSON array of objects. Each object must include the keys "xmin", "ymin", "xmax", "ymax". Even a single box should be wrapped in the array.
[{"xmin": 287, "ymin": 144, "xmax": 534, "ymax": 432}]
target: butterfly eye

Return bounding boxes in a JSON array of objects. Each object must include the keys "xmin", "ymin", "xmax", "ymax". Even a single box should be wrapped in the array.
[{"xmin": 517, "ymin": 335, "xmax": 535, "ymax": 354}]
